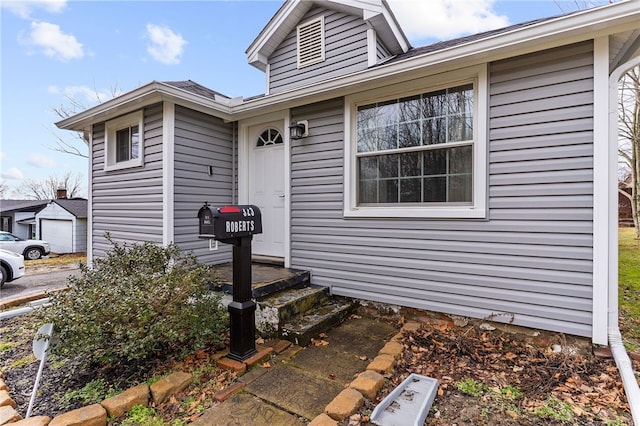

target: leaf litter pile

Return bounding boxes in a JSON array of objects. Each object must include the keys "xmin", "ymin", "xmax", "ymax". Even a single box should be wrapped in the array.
[{"xmin": 372, "ymin": 317, "xmax": 637, "ymax": 426}]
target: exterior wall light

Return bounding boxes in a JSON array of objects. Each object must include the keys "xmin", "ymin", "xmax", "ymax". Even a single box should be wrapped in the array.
[{"xmin": 289, "ymin": 120, "xmax": 308, "ymax": 139}]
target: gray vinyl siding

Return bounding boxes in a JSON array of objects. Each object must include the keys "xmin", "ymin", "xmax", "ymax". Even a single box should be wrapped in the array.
[
  {"xmin": 173, "ymin": 105, "xmax": 234, "ymax": 264},
  {"xmin": 376, "ymin": 38, "xmax": 391, "ymax": 61},
  {"xmin": 290, "ymin": 41, "xmax": 595, "ymax": 337},
  {"xmin": 268, "ymin": 7, "xmax": 369, "ymax": 94},
  {"xmin": 91, "ymin": 104, "xmax": 164, "ymax": 257},
  {"xmin": 75, "ymin": 219, "xmax": 88, "ymax": 253}
]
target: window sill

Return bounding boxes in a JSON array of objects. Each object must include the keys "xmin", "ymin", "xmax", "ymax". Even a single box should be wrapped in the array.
[
  {"xmin": 343, "ymin": 206, "xmax": 486, "ymax": 219},
  {"xmin": 104, "ymin": 159, "xmax": 143, "ymax": 172}
]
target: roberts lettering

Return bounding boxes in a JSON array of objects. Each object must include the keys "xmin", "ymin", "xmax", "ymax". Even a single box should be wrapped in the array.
[{"xmin": 226, "ymin": 220, "xmax": 255, "ymax": 234}]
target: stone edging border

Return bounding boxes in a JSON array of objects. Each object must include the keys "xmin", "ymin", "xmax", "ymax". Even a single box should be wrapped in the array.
[
  {"xmin": 0, "ymin": 321, "xmax": 416, "ymax": 426},
  {"xmin": 0, "ymin": 371, "xmax": 192, "ymax": 426}
]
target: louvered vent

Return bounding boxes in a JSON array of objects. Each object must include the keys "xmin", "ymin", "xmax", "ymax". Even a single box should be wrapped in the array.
[{"xmin": 297, "ymin": 16, "xmax": 325, "ymax": 68}]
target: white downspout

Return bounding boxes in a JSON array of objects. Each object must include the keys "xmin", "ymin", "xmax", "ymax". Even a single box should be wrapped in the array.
[{"xmin": 608, "ymin": 53, "xmax": 640, "ymax": 425}]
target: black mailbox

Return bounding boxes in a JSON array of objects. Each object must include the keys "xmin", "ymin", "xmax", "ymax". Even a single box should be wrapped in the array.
[
  {"xmin": 197, "ymin": 202, "xmax": 264, "ymax": 362},
  {"xmin": 198, "ymin": 203, "xmax": 262, "ymax": 241}
]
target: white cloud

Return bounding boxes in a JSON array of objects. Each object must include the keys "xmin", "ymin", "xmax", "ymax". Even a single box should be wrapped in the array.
[
  {"xmin": 389, "ymin": 0, "xmax": 510, "ymax": 42},
  {"xmin": 27, "ymin": 154, "xmax": 56, "ymax": 168},
  {"xmin": 1, "ymin": 167, "xmax": 24, "ymax": 181},
  {"xmin": 146, "ymin": 23, "xmax": 187, "ymax": 65},
  {"xmin": 2, "ymin": 0, "xmax": 66, "ymax": 19},
  {"xmin": 22, "ymin": 21, "xmax": 84, "ymax": 61},
  {"xmin": 48, "ymin": 85, "xmax": 117, "ymax": 105}
]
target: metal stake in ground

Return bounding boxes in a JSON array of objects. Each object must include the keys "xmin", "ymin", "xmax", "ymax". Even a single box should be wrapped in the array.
[{"xmin": 27, "ymin": 322, "xmax": 54, "ymax": 418}]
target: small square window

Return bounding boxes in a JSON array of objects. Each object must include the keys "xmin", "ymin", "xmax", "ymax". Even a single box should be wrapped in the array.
[
  {"xmin": 105, "ymin": 112, "xmax": 144, "ymax": 171},
  {"xmin": 115, "ymin": 125, "xmax": 139, "ymax": 163}
]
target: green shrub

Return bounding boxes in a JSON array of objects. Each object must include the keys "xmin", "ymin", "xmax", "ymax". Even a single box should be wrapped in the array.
[{"xmin": 41, "ymin": 237, "xmax": 227, "ymax": 366}]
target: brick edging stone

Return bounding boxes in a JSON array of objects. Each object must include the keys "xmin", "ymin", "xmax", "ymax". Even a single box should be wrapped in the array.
[
  {"xmin": 308, "ymin": 320, "xmax": 415, "ymax": 425},
  {"xmin": 0, "ymin": 372, "xmax": 192, "ymax": 426}
]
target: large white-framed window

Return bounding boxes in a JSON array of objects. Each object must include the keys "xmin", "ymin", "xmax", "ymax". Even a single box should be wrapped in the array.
[
  {"xmin": 344, "ymin": 65, "xmax": 487, "ymax": 218},
  {"xmin": 104, "ymin": 111, "xmax": 144, "ymax": 171}
]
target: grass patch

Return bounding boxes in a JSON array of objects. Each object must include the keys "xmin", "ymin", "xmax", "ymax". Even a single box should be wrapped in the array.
[
  {"xmin": 532, "ymin": 397, "xmax": 574, "ymax": 424},
  {"xmin": 120, "ymin": 405, "xmax": 164, "ymax": 426},
  {"xmin": 456, "ymin": 378, "xmax": 485, "ymax": 397},
  {"xmin": 498, "ymin": 384, "xmax": 523, "ymax": 401},
  {"xmin": 29, "ymin": 253, "xmax": 86, "ymax": 266},
  {"xmin": 0, "ymin": 342, "xmax": 16, "ymax": 352},
  {"xmin": 10, "ymin": 354, "xmax": 36, "ymax": 369},
  {"xmin": 618, "ymin": 228, "xmax": 640, "ymax": 351},
  {"xmin": 60, "ymin": 378, "xmax": 120, "ymax": 407}
]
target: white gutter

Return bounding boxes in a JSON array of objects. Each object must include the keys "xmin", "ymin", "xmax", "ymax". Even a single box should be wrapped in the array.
[{"xmin": 608, "ymin": 53, "xmax": 640, "ymax": 426}]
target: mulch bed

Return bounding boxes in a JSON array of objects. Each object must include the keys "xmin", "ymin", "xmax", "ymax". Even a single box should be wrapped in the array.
[{"xmin": 355, "ymin": 313, "xmax": 636, "ymax": 425}]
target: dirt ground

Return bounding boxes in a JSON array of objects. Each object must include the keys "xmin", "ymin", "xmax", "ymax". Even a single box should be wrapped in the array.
[
  {"xmin": 1, "ymin": 306, "xmax": 637, "ymax": 425},
  {"xmin": 354, "ymin": 308, "xmax": 637, "ymax": 425}
]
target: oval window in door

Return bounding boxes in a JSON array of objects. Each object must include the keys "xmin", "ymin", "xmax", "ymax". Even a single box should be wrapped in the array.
[{"xmin": 257, "ymin": 128, "xmax": 283, "ymax": 147}]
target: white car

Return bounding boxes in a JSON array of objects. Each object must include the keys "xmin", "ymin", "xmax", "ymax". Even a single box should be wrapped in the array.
[
  {"xmin": 0, "ymin": 231, "xmax": 50, "ymax": 260},
  {"xmin": 0, "ymin": 248, "xmax": 25, "ymax": 287}
]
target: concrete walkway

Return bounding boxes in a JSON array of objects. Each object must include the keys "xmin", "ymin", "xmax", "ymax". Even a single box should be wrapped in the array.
[{"xmin": 193, "ymin": 315, "xmax": 398, "ymax": 425}]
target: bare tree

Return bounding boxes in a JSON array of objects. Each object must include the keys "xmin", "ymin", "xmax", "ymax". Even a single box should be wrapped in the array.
[
  {"xmin": 15, "ymin": 171, "xmax": 83, "ymax": 200},
  {"xmin": 49, "ymin": 83, "xmax": 122, "ymax": 158},
  {"xmin": 553, "ymin": 0, "xmax": 615, "ymax": 14},
  {"xmin": 0, "ymin": 180, "xmax": 9, "ymax": 199},
  {"xmin": 618, "ymin": 67, "xmax": 640, "ymax": 237}
]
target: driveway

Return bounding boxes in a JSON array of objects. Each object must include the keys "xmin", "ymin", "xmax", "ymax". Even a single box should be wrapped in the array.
[{"xmin": 0, "ymin": 264, "xmax": 79, "ymax": 302}]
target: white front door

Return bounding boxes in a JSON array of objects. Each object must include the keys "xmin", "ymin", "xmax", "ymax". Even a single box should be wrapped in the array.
[{"xmin": 248, "ymin": 121, "xmax": 285, "ymax": 258}]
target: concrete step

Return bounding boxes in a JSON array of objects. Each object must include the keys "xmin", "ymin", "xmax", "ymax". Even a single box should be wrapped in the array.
[
  {"xmin": 256, "ymin": 285, "xmax": 330, "ymax": 337},
  {"xmin": 212, "ymin": 264, "xmax": 311, "ymax": 298},
  {"xmin": 280, "ymin": 298, "xmax": 358, "ymax": 347}
]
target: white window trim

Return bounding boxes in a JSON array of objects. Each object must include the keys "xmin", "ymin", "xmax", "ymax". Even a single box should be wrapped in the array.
[
  {"xmin": 343, "ymin": 64, "xmax": 488, "ymax": 219},
  {"xmin": 104, "ymin": 111, "xmax": 144, "ymax": 171}
]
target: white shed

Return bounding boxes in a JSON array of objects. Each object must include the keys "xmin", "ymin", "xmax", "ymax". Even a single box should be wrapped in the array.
[{"xmin": 35, "ymin": 199, "xmax": 87, "ymax": 254}]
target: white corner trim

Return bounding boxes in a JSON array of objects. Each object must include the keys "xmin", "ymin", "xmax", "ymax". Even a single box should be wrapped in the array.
[
  {"xmin": 265, "ymin": 64, "xmax": 271, "ymax": 96},
  {"xmin": 163, "ymin": 102, "xmax": 175, "ymax": 247},
  {"xmin": 592, "ymin": 36, "xmax": 610, "ymax": 345},
  {"xmin": 87, "ymin": 130, "xmax": 93, "ymax": 267},
  {"xmin": 283, "ymin": 112, "xmax": 292, "ymax": 268},
  {"xmin": 367, "ymin": 28, "xmax": 377, "ymax": 67}
]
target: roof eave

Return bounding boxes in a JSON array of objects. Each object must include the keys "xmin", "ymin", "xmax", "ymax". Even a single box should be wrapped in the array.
[{"xmin": 56, "ymin": 81, "xmax": 234, "ymax": 132}]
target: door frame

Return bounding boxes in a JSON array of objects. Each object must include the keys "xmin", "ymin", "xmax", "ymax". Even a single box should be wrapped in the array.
[{"xmin": 238, "ymin": 110, "xmax": 291, "ymax": 267}]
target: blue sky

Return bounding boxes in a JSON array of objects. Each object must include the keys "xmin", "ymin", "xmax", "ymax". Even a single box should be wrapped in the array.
[{"xmin": 0, "ymin": 0, "xmax": 611, "ymax": 198}]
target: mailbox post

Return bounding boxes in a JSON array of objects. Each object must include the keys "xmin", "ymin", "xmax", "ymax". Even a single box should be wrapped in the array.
[{"xmin": 198, "ymin": 203, "xmax": 263, "ymax": 362}]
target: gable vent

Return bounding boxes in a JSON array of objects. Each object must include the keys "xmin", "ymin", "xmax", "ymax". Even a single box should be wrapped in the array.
[{"xmin": 297, "ymin": 16, "xmax": 325, "ymax": 68}]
